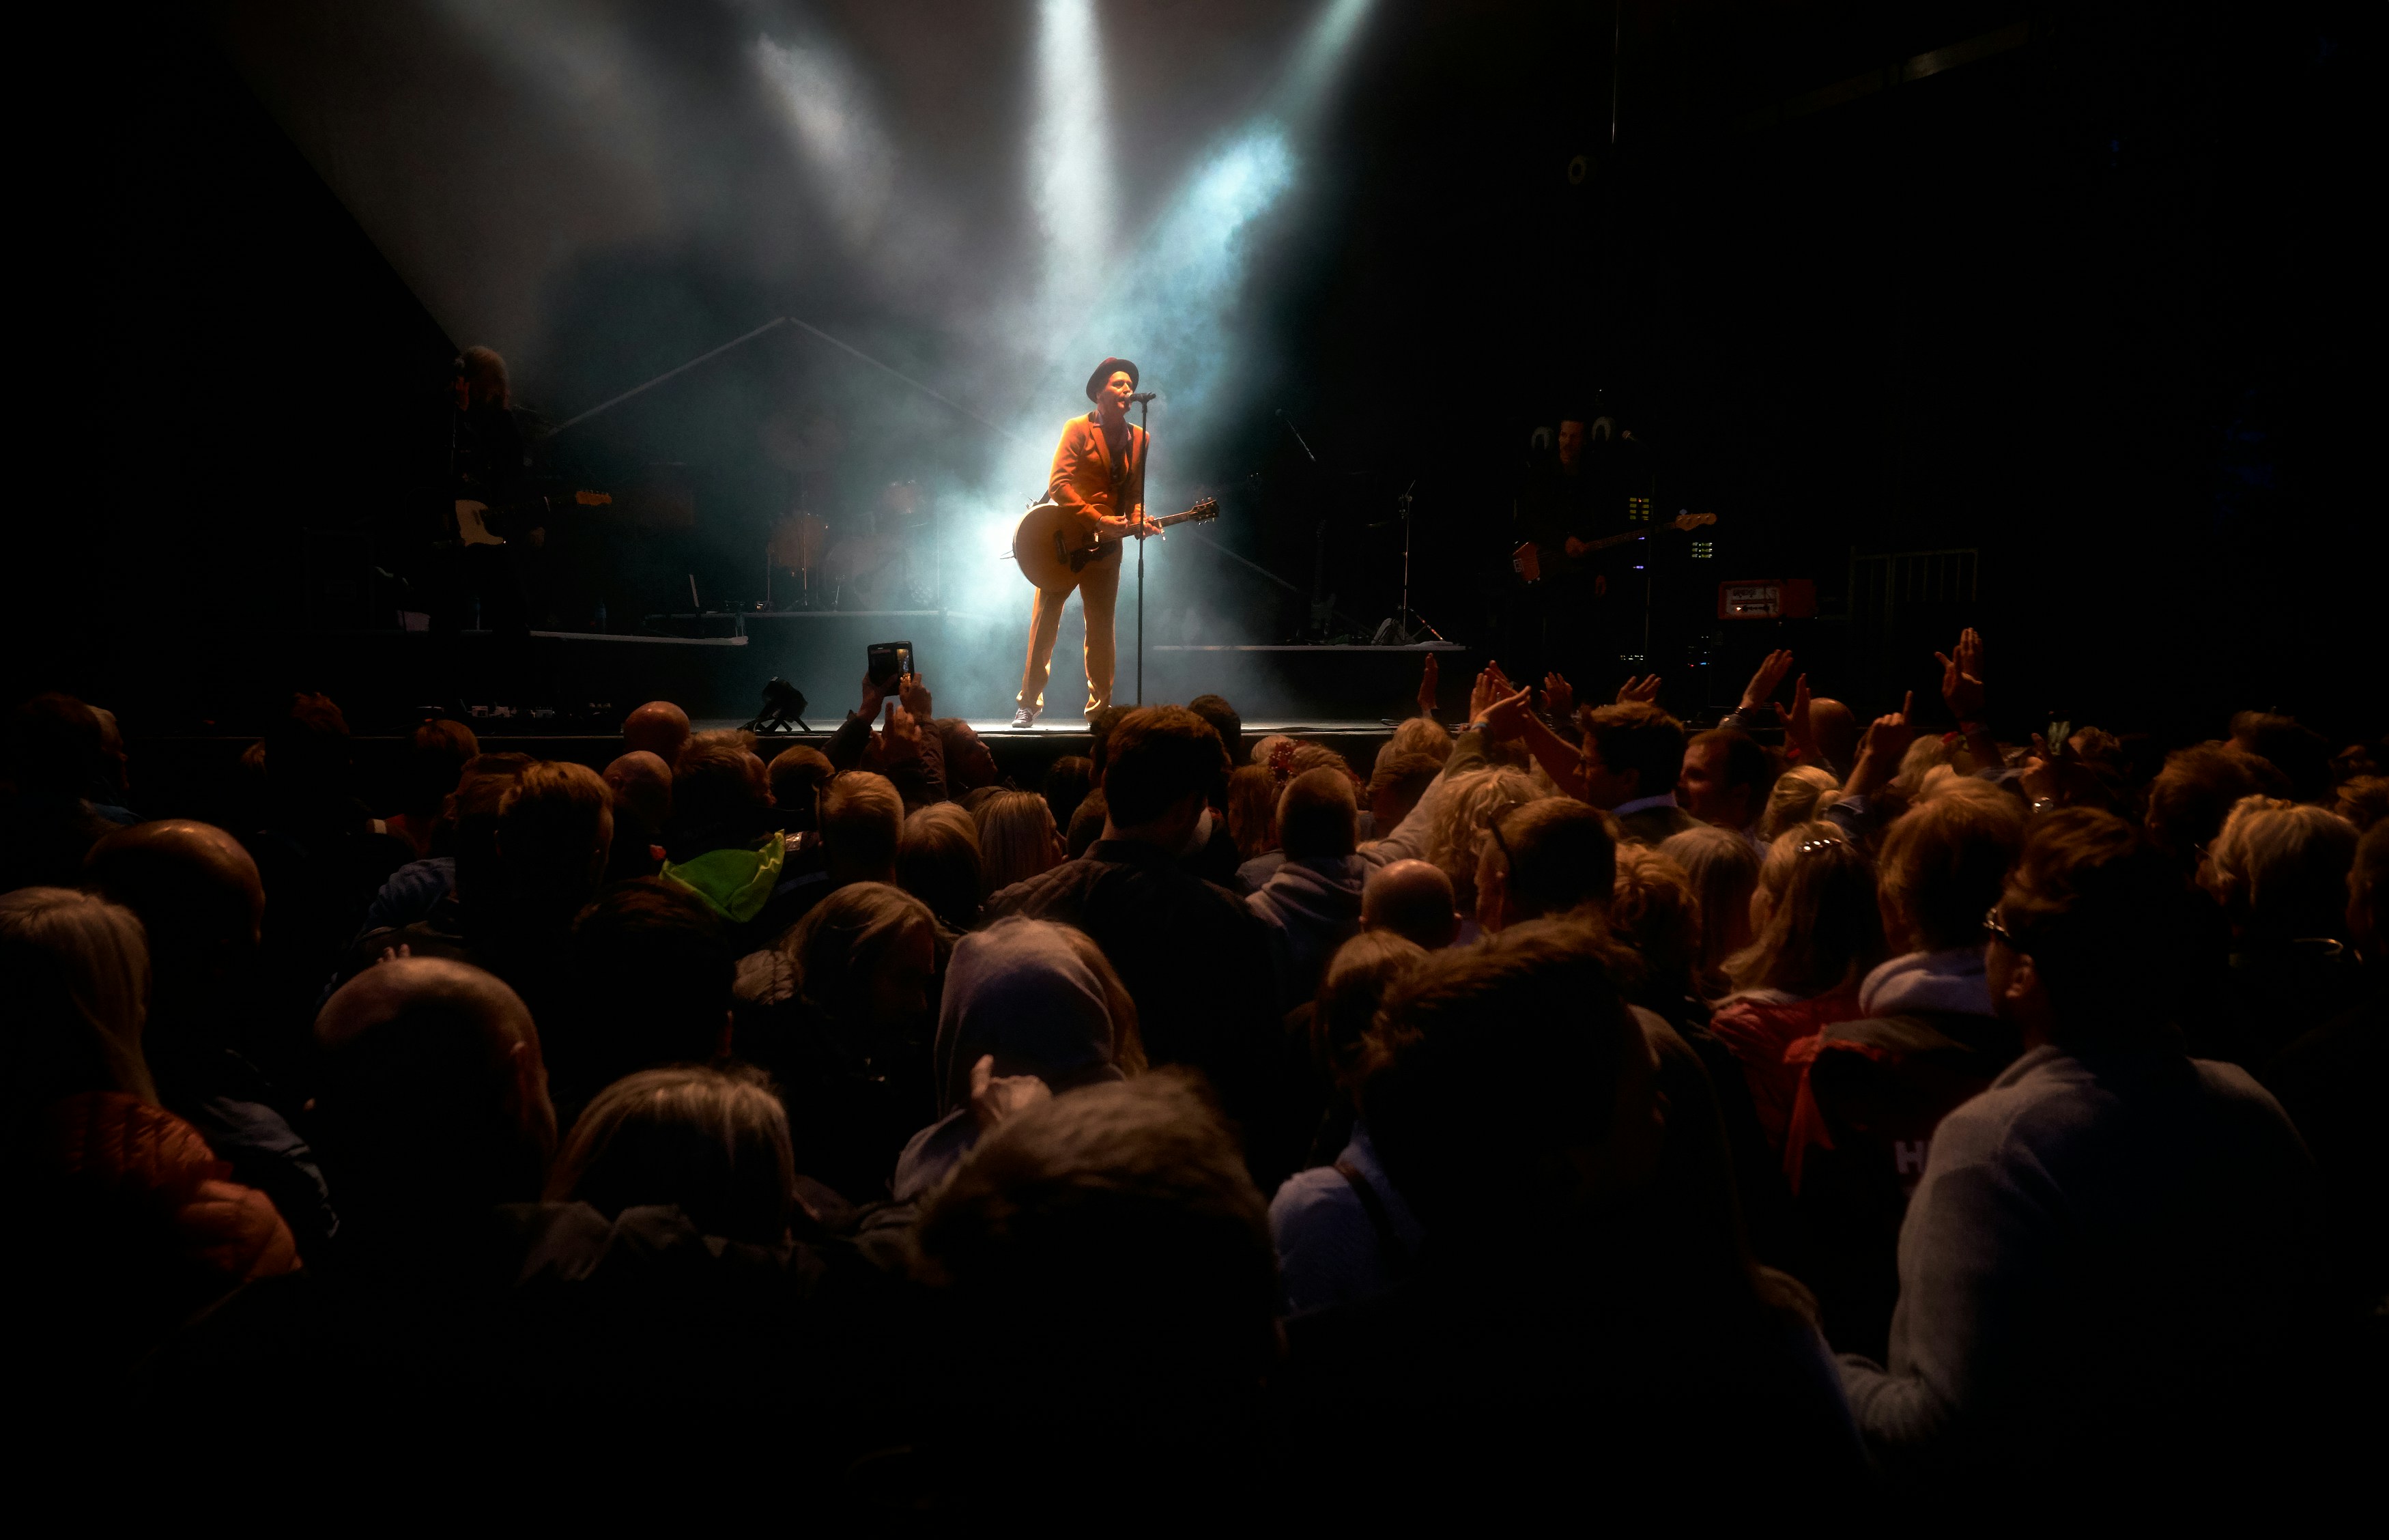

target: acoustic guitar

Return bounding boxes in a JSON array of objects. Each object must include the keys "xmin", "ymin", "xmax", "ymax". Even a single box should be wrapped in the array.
[
  {"xmin": 1511, "ymin": 509, "xmax": 1715, "ymax": 583},
  {"xmin": 1012, "ymin": 496, "xmax": 1219, "ymax": 590}
]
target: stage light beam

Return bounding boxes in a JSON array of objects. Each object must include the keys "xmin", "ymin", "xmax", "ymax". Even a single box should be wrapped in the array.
[
  {"xmin": 751, "ymin": 32, "xmax": 897, "ymax": 248},
  {"xmin": 1030, "ymin": 0, "xmax": 1115, "ymax": 324}
]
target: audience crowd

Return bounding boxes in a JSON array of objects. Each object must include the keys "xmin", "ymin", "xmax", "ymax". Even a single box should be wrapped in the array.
[{"xmin": 3, "ymin": 634, "xmax": 2381, "ymax": 1505}]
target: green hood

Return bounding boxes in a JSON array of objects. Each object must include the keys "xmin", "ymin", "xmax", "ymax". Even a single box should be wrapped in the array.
[{"xmin": 660, "ymin": 833, "xmax": 786, "ymax": 924}]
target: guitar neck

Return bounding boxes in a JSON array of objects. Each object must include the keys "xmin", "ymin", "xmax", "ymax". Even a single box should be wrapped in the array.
[{"xmin": 1149, "ymin": 509, "xmax": 1207, "ymax": 529}]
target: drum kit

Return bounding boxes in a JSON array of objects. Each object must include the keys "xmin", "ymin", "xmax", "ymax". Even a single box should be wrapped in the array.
[{"xmin": 762, "ymin": 479, "xmax": 938, "ymax": 612}]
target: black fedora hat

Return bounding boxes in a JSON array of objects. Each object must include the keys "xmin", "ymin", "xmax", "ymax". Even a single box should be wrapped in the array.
[{"xmin": 1085, "ymin": 356, "xmax": 1140, "ymax": 403}]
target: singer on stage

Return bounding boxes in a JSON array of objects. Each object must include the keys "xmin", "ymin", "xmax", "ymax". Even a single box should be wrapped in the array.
[{"xmin": 1013, "ymin": 356, "xmax": 1155, "ymax": 728}]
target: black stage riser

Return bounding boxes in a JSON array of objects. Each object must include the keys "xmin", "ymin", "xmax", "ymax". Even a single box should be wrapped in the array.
[{"xmin": 113, "ymin": 623, "xmax": 1476, "ymax": 737}]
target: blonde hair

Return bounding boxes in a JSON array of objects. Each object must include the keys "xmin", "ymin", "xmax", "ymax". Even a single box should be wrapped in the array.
[
  {"xmin": 1660, "ymin": 824, "xmax": 1760, "ymax": 984},
  {"xmin": 1761, "ymin": 764, "xmax": 1840, "ymax": 842},
  {"xmin": 0, "ymin": 887, "xmax": 156, "ymax": 1104},
  {"xmin": 786, "ymin": 881, "xmax": 936, "ymax": 1023},
  {"xmin": 898, "ymin": 803, "xmax": 982, "ymax": 932},
  {"xmin": 2205, "ymin": 797, "xmax": 2361, "ymax": 943},
  {"xmin": 820, "ymin": 770, "xmax": 904, "ymax": 873},
  {"xmin": 1723, "ymin": 822, "xmax": 1885, "ymax": 998},
  {"xmin": 1287, "ymin": 743, "xmax": 1361, "ymax": 787},
  {"xmin": 1887, "ymin": 735, "xmax": 1956, "ymax": 805},
  {"xmin": 1388, "ymin": 715, "xmax": 1454, "ymax": 763},
  {"xmin": 1425, "ymin": 768, "xmax": 1541, "ymax": 890},
  {"xmin": 1610, "ymin": 846, "xmax": 1704, "ymax": 1001},
  {"xmin": 973, "ymin": 790, "xmax": 1063, "ymax": 896},
  {"xmin": 546, "ymin": 1064, "xmax": 795, "ymax": 1244}
]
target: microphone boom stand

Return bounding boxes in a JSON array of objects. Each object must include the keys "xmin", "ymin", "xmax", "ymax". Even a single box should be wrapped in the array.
[{"xmin": 1135, "ymin": 394, "xmax": 1149, "ymax": 706}]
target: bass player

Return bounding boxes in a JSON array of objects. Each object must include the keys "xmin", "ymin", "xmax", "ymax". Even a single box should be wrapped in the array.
[{"xmin": 1013, "ymin": 356, "xmax": 1157, "ymax": 728}]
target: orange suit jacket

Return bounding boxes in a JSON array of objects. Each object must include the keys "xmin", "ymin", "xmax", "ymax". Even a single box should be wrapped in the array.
[{"xmin": 1046, "ymin": 414, "xmax": 1147, "ymax": 540}]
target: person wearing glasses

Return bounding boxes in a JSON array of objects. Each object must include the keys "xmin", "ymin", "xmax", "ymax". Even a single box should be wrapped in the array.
[{"xmin": 1839, "ymin": 807, "xmax": 2326, "ymax": 1487}]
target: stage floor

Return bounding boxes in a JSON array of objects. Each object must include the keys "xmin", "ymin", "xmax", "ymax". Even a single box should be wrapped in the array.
[{"xmin": 694, "ymin": 716, "xmax": 1400, "ymax": 740}]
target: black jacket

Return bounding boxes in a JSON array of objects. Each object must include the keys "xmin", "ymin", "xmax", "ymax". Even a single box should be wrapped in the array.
[{"xmin": 986, "ymin": 838, "xmax": 1279, "ymax": 1134}]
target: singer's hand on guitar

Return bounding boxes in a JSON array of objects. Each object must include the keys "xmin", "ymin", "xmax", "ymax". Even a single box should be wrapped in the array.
[{"xmin": 1564, "ymin": 537, "xmax": 1591, "ymax": 558}]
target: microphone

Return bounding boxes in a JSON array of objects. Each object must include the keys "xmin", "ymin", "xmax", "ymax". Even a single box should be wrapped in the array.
[{"xmin": 1128, "ymin": 391, "xmax": 1158, "ymax": 403}]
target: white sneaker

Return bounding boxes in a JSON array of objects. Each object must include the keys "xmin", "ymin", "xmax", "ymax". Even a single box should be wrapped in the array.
[{"xmin": 1010, "ymin": 707, "xmax": 1038, "ymax": 729}]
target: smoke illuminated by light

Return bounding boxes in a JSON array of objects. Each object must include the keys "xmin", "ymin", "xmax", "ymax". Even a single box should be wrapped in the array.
[
  {"xmin": 751, "ymin": 33, "xmax": 898, "ymax": 248},
  {"xmin": 945, "ymin": 0, "xmax": 1379, "ymax": 625},
  {"xmin": 1029, "ymin": 0, "xmax": 1115, "ymax": 326}
]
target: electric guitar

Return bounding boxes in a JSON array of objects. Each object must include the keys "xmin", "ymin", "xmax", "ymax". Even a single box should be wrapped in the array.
[
  {"xmin": 1012, "ymin": 496, "xmax": 1220, "ymax": 590},
  {"xmin": 450, "ymin": 487, "xmax": 613, "ymax": 547},
  {"xmin": 1511, "ymin": 510, "xmax": 1715, "ymax": 583}
]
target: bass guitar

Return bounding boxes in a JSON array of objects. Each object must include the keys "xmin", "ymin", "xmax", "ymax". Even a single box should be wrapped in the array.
[
  {"xmin": 1511, "ymin": 509, "xmax": 1715, "ymax": 583},
  {"xmin": 1012, "ymin": 496, "xmax": 1219, "ymax": 590}
]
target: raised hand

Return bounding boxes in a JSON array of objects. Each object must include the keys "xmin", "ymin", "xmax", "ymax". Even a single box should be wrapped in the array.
[
  {"xmin": 1786, "ymin": 672, "xmax": 1820, "ymax": 765},
  {"xmin": 1469, "ymin": 664, "xmax": 1508, "ymax": 724},
  {"xmin": 1847, "ymin": 691, "xmax": 1916, "ymax": 797},
  {"xmin": 1936, "ymin": 628, "xmax": 1986, "ymax": 722},
  {"xmin": 1740, "ymin": 648, "xmax": 1794, "ymax": 711},
  {"xmin": 969, "ymin": 1053, "xmax": 1052, "ymax": 1131},
  {"xmin": 1540, "ymin": 672, "xmax": 1575, "ymax": 722},
  {"xmin": 1479, "ymin": 685, "xmax": 1536, "ymax": 743},
  {"xmin": 1866, "ymin": 690, "xmax": 1918, "ymax": 763},
  {"xmin": 898, "ymin": 671, "xmax": 933, "ymax": 720},
  {"xmin": 857, "ymin": 670, "xmax": 887, "ymax": 722},
  {"xmin": 1614, "ymin": 674, "xmax": 1662, "ymax": 706},
  {"xmin": 879, "ymin": 700, "xmax": 924, "ymax": 761},
  {"xmin": 1418, "ymin": 653, "xmax": 1441, "ymax": 717}
]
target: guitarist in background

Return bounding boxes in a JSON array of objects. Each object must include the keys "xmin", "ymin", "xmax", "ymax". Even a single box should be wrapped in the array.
[
  {"xmin": 447, "ymin": 345, "xmax": 534, "ymax": 634},
  {"xmin": 1523, "ymin": 400, "xmax": 1646, "ymax": 689},
  {"xmin": 1013, "ymin": 356, "xmax": 1156, "ymax": 728}
]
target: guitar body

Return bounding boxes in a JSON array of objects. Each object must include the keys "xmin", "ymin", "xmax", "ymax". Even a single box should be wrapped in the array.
[
  {"xmin": 453, "ymin": 499, "xmax": 505, "ymax": 547},
  {"xmin": 1012, "ymin": 500, "xmax": 1106, "ymax": 590},
  {"xmin": 1012, "ymin": 496, "xmax": 1220, "ymax": 590}
]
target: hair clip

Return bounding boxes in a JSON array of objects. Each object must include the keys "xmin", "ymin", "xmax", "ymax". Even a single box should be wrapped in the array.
[{"xmin": 1797, "ymin": 836, "xmax": 1840, "ymax": 856}]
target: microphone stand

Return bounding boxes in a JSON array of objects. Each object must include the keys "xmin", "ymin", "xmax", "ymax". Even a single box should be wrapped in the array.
[{"xmin": 1135, "ymin": 394, "xmax": 1150, "ymax": 706}]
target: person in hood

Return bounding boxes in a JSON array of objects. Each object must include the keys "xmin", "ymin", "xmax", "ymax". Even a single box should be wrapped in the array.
[
  {"xmin": 1246, "ymin": 769, "xmax": 1369, "ymax": 1003},
  {"xmin": 891, "ymin": 917, "xmax": 1142, "ymax": 1202}
]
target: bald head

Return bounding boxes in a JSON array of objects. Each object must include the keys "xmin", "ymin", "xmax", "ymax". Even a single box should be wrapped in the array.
[
  {"xmin": 622, "ymin": 700, "xmax": 691, "ymax": 762},
  {"xmin": 84, "ymin": 819, "xmax": 264, "ymax": 971},
  {"xmin": 603, "ymin": 750, "xmax": 673, "ymax": 830},
  {"xmin": 1807, "ymin": 698, "xmax": 1859, "ymax": 772},
  {"xmin": 1364, "ymin": 859, "xmax": 1459, "ymax": 950},
  {"xmin": 313, "ymin": 957, "xmax": 555, "ymax": 1215}
]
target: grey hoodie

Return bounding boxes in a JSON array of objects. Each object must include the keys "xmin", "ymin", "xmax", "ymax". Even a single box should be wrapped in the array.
[{"xmin": 1247, "ymin": 854, "xmax": 1367, "ymax": 1003}]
